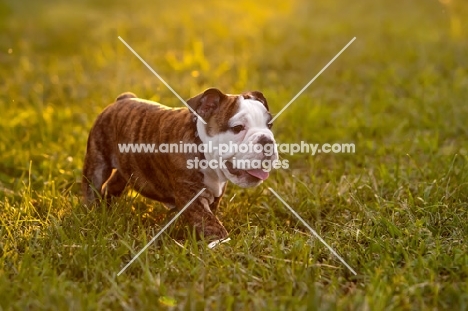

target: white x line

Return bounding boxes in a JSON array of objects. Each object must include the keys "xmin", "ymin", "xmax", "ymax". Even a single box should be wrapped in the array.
[
  {"xmin": 115, "ymin": 35, "xmax": 358, "ymax": 277},
  {"xmin": 269, "ymin": 37, "xmax": 356, "ymax": 124},
  {"xmin": 268, "ymin": 187, "xmax": 357, "ymax": 275},
  {"xmin": 118, "ymin": 36, "xmax": 207, "ymax": 124},
  {"xmin": 117, "ymin": 188, "xmax": 206, "ymax": 276}
]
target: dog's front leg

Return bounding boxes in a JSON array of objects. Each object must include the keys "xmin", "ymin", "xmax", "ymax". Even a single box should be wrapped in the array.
[
  {"xmin": 209, "ymin": 183, "xmax": 227, "ymax": 214},
  {"xmin": 177, "ymin": 191, "xmax": 228, "ymax": 241}
]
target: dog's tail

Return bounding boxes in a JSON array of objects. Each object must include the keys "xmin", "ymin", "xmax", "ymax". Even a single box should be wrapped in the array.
[{"xmin": 116, "ymin": 92, "xmax": 137, "ymax": 101}]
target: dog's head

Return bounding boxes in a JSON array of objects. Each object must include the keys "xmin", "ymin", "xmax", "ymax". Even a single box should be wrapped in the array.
[{"xmin": 187, "ymin": 88, "xmax": 278, "ymax": 188}]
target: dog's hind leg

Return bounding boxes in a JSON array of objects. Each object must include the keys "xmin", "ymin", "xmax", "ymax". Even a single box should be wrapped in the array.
[
  {"xmin": 82, "ymin": 138, "xmax": 113, "ymax": 206},
  {"xmin": 102, "ymin": 169, "xmax": 127, "ymax": 203}
]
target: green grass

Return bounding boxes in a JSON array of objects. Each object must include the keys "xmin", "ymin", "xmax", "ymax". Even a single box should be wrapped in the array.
[{"xmin": 1, "ymin": 0, "xmax": 468, "ymax": 309}]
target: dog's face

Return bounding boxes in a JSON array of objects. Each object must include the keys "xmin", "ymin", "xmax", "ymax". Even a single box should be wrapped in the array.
[{"xmin": 188, "ymin": 88, "xmax": 278, "ymax": 188}]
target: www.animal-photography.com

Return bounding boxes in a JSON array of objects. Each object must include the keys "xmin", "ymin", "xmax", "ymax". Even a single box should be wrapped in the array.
[{"xmin": 1, "ymin": 0, "xmax": 467, "ymax": 310}]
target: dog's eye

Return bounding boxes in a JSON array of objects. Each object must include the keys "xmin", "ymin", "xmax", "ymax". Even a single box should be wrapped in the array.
[
  {"xmin": 267, "ymin": 123, "xmax": 273, "ymax": 129},
  {"xmin": 230, "ymin": 125, "xmax": 244, "ymax": 134}
]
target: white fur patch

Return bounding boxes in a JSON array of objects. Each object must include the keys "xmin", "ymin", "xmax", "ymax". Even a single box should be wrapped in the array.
[{"xmin": 197, "ymin": 96, "xmax": 278, "ymax": 189}]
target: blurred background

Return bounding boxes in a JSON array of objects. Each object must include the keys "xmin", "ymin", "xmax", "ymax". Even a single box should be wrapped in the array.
[{"xmin": 0, "ymin": 0, "xmax": 467, "ymax": 193}]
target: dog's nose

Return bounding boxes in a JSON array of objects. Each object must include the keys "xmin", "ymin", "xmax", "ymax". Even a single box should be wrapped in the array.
[
  {"xmin": 256, "ymin": 135, "xmax": 275, "ymax": 158},
  {"xmin": 257, "ymin": 135, "xmax": 273, "ymax": 146}
]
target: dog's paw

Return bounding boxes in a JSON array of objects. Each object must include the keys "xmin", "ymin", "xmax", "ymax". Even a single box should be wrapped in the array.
[{"xmin": 198, "ymin": 222, "xmax": 229, "ymax": 242}]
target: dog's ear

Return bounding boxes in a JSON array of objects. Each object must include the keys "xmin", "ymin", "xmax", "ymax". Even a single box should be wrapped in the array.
[
  {"xmin": 187, "ymin": 88, "xmax": 226, "ymax": 119},
  {"xmin": 243, "ymin": 91, "xmax": 269, "ymax": 111}
]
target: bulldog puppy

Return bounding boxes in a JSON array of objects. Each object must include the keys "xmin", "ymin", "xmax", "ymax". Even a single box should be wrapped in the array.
[{"xmin": 82, "ymin": 88, "xmax": 278, "ymax": 240}]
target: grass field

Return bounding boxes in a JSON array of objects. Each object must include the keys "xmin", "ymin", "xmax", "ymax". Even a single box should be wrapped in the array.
[{"xmin": 1, "ymin": 0, "xmax": 468, "ymax": 309}]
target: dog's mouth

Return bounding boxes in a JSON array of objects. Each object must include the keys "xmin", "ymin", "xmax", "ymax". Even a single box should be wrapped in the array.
[{"xmin": 225, "ymin": 161, "xmax": 269, "ymax": 181}]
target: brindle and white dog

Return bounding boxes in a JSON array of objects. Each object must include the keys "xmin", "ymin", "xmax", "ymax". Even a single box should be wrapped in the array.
[{"xmin": 82, "ymin": 88, "xmax": 278, "ymax": 240}]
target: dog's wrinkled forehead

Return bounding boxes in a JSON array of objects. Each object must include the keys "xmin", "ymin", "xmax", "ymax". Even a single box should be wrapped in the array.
[
  {"xmin": 241, "ymin": 91, "xmax": 269, "ymax": 112},
  {"xmin": 187, "ymin": 88, "xmax": 271, "ymax": 136},
  {"xmin": 229, "ymin": 93, "xmax": 272, "ymax": 129}
]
